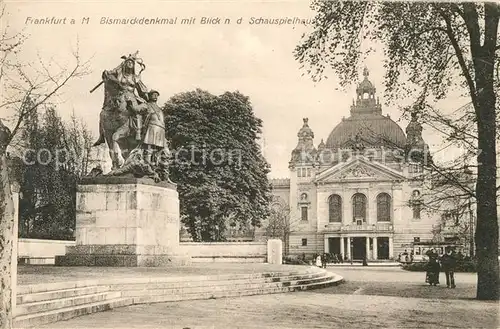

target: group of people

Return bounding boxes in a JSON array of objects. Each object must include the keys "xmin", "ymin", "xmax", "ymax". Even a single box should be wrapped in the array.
[
  {"xmin": 398, "ymin": 250, "xmax": 414, "ymax": 263},
  {"xmin": 425, "ymin": 248, "xmax": 457, "ymax": 288},
  {"xmin": 309, "ymin": 252, "xmax": 352, "ymax": 268}
]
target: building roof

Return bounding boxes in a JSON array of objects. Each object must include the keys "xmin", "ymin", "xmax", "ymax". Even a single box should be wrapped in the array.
[
  {"xmin": 325, "ymin": 68, "xmax": 407, "ymax": 149},
  {"xmin": 325, "ymin": 113, "xmax": 407, "ymax": 149}
]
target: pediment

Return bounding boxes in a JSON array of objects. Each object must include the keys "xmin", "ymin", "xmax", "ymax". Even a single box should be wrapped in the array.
[{"xmin": 315, "ymin": 157, "xmax": 405, "ymax": 183}]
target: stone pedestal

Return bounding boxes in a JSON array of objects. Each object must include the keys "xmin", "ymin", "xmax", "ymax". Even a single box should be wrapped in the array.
[
  {"xmin": 55, "ymin": 177, "xmax": 190, "ymax": 267},
  {"xmin": 267, "ymin": 239, "xmax": 282, "ymax": 265}
]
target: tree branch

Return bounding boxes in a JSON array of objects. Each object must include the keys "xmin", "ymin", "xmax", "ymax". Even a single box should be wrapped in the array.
[{"xmin": 436, "ymin": 6, "xmax": 479, "ymax": 111}]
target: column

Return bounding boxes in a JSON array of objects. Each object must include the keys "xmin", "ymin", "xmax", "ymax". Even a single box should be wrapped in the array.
[
  {"xmin": 373, "ymin": 237, "xmax": 378, "ymax": 260},
  {"xmin": 340, "ymin": 237, "xmax": 345, "ymax": 258},
  {"xmin": 324, "ymin": 236, "xmax": 329, "ymax": 253},
  {"xmin": 365, "ymin": 236, "xmax": 370, "ymax": 260},
  {"xmin": 346, "ymin": 237, "xmax": 351, "ymax": 260},
  {"xmin": 389, "ymin": 236, "xmax": 394, "ymax": 259}
]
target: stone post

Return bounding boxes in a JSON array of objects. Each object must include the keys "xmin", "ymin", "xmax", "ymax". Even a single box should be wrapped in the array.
[
  {"xmin": 373, "ymin": 236, "xmax": 378, "ymax": 260},
  {"xmin": 267, "ymin": 239, "xmax": 283, "ymax": 264},
  {"xmin": 324, "ymin": 236, "xmax": 329, "ymax": 253}
]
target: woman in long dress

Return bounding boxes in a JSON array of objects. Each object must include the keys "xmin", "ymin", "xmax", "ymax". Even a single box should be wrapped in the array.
[{"xmin": 425, "ymin": 250, "xmax": 440, "ymax": 286}]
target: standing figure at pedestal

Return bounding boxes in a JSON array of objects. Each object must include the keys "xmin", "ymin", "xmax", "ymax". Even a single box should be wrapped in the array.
[
  {"xmin": 142, "ymin": 90, "xmax": 172, "ymax": 182},
  {"xmin": 142, "ymin": 90, "xmax": 166, "ymax": 163}
]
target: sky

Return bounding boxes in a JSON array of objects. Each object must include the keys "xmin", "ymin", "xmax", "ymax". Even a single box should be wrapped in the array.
[{"xmin": 3, "ymin": 0, "xmax": 471, "ymax": 178}]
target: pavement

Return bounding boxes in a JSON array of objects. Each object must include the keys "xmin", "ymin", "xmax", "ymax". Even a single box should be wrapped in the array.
[{"xmin": 37, "ymin": 266, "xmax": 499, "ymax": 329}]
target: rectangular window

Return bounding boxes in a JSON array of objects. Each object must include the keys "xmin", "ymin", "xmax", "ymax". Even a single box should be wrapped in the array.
[
  {"xmin": 413, "ymin": 237, "xmax": 420, "ymax": 243},
  {"xmin": 297, "ymin": 169, "xmax": 301, "ymax": 178},
  {"xmin": 307, "ymin": 168, "xmax": 312, "ymax": 177},
  {"xmin": 301, "ymin": 238, "xmax": 308, "ymax": 246},
  {"xmin": 301, "ymin": 206, "xmax": 308, "ymax": 221}
]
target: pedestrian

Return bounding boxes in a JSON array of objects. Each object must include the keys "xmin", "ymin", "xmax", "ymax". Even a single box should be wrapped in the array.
[
  {"xmin": 425, "ymin": 249, "xmax": 440, "ymax": 286},
  {"xmin": 440, "ymin": 248, "xmax": 456, "ymax": 288},
  {"xmin": 321, "ymin": 253, "xmax": 327, "ymax": 268}
]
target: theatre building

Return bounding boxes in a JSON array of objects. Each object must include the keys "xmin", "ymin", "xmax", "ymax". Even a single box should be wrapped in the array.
[{"xmin": 269, "ymin": 68, "xmax": 439, "ymax": 260}]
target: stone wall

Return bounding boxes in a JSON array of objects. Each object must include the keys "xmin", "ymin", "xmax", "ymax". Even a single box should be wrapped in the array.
[
  {"xmin": 18, "ymin": 239, "xmax": 268, "ymax": 264},
  {"xmin": 18, "ymin": 238, "xmax": 76, "ymax": 264},
  {"xmin": 179, "ymin": 242, "xmax": 266, "ymax": 262}
]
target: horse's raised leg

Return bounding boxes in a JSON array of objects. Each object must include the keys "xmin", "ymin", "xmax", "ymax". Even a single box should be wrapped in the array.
[{"xmin": 112, "ymin": 123, "xmax": 130, "ymax": 167}]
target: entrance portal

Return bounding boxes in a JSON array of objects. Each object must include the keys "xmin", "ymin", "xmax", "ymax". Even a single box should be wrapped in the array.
[
  {"xmin": 328, "ymin": 237, "xmax": 340, "ymax": 255},
  {"xmin": 351, "ymin": 237, "xmax": 367, "ymax": 260},
  {"xmin": 377, "ymin": 237, "xmax": 389, "ymax": 259}
]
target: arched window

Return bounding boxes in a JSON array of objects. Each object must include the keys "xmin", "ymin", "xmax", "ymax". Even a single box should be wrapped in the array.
[
  {"xmin": 328, "ymin": 194, "xmax": 342, "ymax": 222},
  {"xmin": 377, "ymin": 193, "xmax": 392, "ymax": 222},
  {"xmin": 352, "ymin": 193, "xmax": 367, "ymax": 221}
]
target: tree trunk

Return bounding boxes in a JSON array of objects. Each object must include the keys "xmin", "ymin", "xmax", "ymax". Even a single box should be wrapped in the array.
[
  {"xmin": 474, "ymin": 68, "xmax": 499, "ymax": 300},
  {"xmin": 0, "ymin": 149, "xmax": 15, "ymax": 328}
]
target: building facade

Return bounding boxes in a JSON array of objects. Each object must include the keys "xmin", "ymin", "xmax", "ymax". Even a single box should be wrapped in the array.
[{"xmin": 269, "ymin": 68, "xmax": 440, "ymax": 260}]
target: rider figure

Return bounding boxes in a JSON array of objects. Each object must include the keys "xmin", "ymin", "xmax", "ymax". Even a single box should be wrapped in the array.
[{"xmin": 98, "ymin": 54, "xmax": 149, "ymax": 143}]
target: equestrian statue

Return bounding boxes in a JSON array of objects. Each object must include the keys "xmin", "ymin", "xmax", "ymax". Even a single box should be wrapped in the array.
[{"xmin": 90, "ymin": 51, "xmax": 171, "ymax": 182}]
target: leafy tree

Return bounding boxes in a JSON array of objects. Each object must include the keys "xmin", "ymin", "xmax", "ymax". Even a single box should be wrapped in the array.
[
  {"xmin": 295, "ymin": 1, "xmax": 499, "ymax": 301},
  {"xmin": 164, "ymin": 89, "xmax": 272, "ymax": 242},
  {"xmin": 16, "ymin": 107, "xmax": 94, "ymax": 240}
]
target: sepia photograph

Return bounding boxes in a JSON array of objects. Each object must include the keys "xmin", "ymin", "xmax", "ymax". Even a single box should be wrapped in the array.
[{"xmin": 0, "ymin": 0, "xmax": 499, "ymax": 328}]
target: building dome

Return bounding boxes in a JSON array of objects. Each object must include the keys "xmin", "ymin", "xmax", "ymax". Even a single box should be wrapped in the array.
[
  {"xmin": 325, "ymin": 67, "xmax": 407, "ymax": 149},
  {"xmin": 325, "ymin": 114, "xmax": 407, "ymax": 149}
]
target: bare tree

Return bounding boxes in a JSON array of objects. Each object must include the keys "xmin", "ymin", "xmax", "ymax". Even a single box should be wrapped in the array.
[
  {"xmin": 0, "ymin": 4, "xmax": 89, "ymax": 327},
  {"xmin": 265, "ymin": 197, "xmax": 303, "ymax": 256}
]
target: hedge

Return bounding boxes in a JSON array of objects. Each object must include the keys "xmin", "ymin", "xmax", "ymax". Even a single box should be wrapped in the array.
[{"xmin": 401, "ymin": 260, "xmax": 477, "ymax": 273}]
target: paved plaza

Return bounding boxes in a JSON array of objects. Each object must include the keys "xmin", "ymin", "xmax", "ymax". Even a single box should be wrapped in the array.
[{"xmin": 37, "ymin": 266, "xmax": 499, "ymax": 329}]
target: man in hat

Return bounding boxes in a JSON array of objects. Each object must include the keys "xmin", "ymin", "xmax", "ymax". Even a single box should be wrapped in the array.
[{"xmin": 440, "ymin": 248, "xmax": 457, "ymax": 288}]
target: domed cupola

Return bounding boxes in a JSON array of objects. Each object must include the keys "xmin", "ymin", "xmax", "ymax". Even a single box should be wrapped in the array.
[
  {"xmin": 351, "ymin": 67, "xmax": 382, "ymax": 116},
  {"xmin": 325, "ymin": 67, "xmax": 406, "ymax": 150},
  {"xmin": 290, "ymin": 118, "xmax": 316, "ymax": 164}
]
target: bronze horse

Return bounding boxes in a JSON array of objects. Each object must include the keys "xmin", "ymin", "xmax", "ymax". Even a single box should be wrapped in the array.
[{"xmin": 92, "ymin": 54, "xmax": 148, "ymax": 170}]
